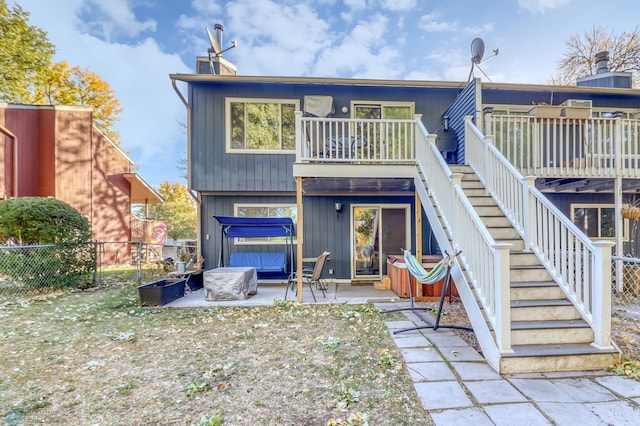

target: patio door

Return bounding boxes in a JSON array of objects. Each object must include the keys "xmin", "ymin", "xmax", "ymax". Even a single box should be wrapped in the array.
[{"xmin": 351, "ymin": 205, "xmax": 409, "ymax": 280}]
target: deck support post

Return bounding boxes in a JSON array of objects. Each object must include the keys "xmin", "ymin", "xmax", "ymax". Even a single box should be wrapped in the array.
[{"xmin": 296, "ymin": 177, "xmax": 303, "ymax": 303}]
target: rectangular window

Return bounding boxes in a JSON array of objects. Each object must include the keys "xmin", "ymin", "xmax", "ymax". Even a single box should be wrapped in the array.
[
  {"xmin": 233, "ymin": 204, "xmax": 297, "ymax": 245},
  {"xmin": 226, "ymin": 98, "xmax": 299, "ymax": 153},
  {"xmin": 571, "ymin": 203, "xmax": 628, "ymax": 241},
  {"xmin": 350, "ymin": 101, "xmax": 414, "ymax": 159}
]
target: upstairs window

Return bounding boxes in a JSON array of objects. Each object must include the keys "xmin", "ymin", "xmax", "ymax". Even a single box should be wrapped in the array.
[{"xmin": 226, "ymin": 98, "xmax": 299, "ymax": 153}]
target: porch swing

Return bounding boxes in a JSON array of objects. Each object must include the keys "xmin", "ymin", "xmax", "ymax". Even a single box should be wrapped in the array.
[{"xmin": 383, "ymin": 249, "xmax": 473, "ymax": 335}]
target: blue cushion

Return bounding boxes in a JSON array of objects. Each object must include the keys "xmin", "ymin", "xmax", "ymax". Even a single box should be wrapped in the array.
[{"xmin": 229, "ymin": 252, "xmax": 286, "ymax": 272}]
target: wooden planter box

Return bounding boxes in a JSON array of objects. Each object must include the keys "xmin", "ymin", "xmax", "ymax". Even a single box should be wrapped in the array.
[
  {"xmin": 529, "ymin": 105, "xmax": 562, "ymax": 118},
  {"xmin": 138, "ymin": 278, "xmax": 186, "ymax": 306}
]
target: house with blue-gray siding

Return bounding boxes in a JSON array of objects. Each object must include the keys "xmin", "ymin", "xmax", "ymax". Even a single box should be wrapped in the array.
[{"xmin": 171, "ymin": 46, "xmax": 640, "ymax": 373}]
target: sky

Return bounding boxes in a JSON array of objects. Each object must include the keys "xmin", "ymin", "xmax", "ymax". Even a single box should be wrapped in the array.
[{"xmin": 11, "ymin": 0, "xmax": 640, "ymax": 188}]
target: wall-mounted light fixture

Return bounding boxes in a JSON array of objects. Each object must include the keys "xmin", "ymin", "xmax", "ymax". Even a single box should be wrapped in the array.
[
  {"xmin": 483, "ymin": 106, "xmax": 494, "ymax": 115},
  {"xmin": 335, "ymin": 202, "xmax": 343, "ymax": 213},
  {"xmin": 442, "ymin": 115, "xmax": 450, "ymax": 131},
  {"xmin": 341, "ymin": 105, "xmax": 349, "ymax": 114}
]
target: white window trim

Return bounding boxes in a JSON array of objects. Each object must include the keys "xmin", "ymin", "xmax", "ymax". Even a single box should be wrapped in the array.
[
  {"xmin": 349, "ymin": 100, "xmax": 415, "ymax": 118},
  {"xmin": 570, "ymin": 203, "xmax": 629, "ymax": 241},
  {"xmin": 233, "ymin": 203, "xmax": 298, "ymax": 245},
  {"xmin": 225, "ymin": 97, "xmax": 300, "ymax": 154}
]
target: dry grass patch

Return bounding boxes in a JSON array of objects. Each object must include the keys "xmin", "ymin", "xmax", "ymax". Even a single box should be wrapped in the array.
[{"xmin": 0, "ymin": 284, "xmax": 431, "ymax": 425}]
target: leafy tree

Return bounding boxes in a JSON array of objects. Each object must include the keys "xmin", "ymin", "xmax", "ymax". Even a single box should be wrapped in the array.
[
  {"xmin": 0, "ymin": 2, "xmax": 122, "ymax": 144},
  {"xmin": 552, "ymin": 26, "xmax": 640, "ymax": 87},
  {"xmin": 0, "ymin": 197, "xmax": 94, "ymax": 290},
  {"xmin": 34, "ymin": 60, "xmax": 123, "ymax": 144},
  {"xmin": 0, "ymin": 0, "xmax": 54, "ymax": 103},
  {"xmin": 146, "ymin": 182, "xmax": 197, "ymax": 241}
]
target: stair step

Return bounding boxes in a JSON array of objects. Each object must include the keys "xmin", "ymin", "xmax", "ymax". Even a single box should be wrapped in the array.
[
  {"xmin": 462, "ymin": 188, "xmax": 487, "ymax": 196},
  {"xmin": 474, "ymin": 206, "xmax": 505, "ymax": 216},
  {"xmin": 461, "ymin": 180, "xmax": 485, "ymax": 189},
  {"xmin": 511, "ymin": 299, "xmax": 582, "ymax": 321},
  {"xmin": 510, "ymin": 251, "xmax": 540, "ymax": 266},
  {"xmin": 511, "ymin": 320, "xmax": 593, "ymax": 345},
  {"xmin": 511, "ymin": 281, "xmax": 565, "ymax": 300},
  {"xmin": 488, "ymin": 227, "xmax": 521, "ymax": 239},
  {"xmin": 466, "ymin": 196, "xmax": 498, "ymax": 206},
  {"xmin": 500, "ymin": 343, "xmax": 620, "ymax": 374},
  {"xmin": 511, "ymin": 265, "xmax": 553, "ymax": 282},
  {"xmin": 482, "ymin": 216, "xmax": 512, "ymax": 227}
]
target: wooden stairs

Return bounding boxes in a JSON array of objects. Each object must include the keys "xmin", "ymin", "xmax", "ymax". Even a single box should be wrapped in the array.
[{"xmin": 419, "ymin": 164, "xmax": 620, "ymax": 373}]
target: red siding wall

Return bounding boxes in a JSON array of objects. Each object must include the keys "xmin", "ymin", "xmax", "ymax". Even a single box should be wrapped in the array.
[{"xmin": 0, "ymin": 105, "xmax": 136, "ymax": 261}]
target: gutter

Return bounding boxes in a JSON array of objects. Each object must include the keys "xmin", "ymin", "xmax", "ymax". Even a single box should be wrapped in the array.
[{"xmin": 170, "ymin": 76, "xmax": 204, "ymax": 259}]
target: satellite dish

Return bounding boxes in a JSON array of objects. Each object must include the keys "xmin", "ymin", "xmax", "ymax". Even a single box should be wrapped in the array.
[
  {"xmin": 471, "ymin": 38, "xmax": 485, "ymax": 64},
  {"xmin": 467, "ymin": 37, "xmax": 498, "ymax": 82},
  {"xmin": 206, "ymin": 24, "xmax": 238, "ymax": 74},
  {"xmin": 206, "ymin": 26, "xmax": 222, "ymax": 56}
]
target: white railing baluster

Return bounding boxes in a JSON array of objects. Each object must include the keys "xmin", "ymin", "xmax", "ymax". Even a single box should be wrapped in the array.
[{"xmin": 466, "ymin": 117, "xmax": 614, "ymax": 348}]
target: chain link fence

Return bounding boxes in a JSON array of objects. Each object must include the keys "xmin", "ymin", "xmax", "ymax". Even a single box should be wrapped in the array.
[
  {"xmin": 0, "ymin": 243, "xmax": 96, "ymax": 296},
  {"xmin": 611, "ymin": 255, "xmax": 640, "ymax": 357},
  {"xmin": 0, "ymin": 240, "xmax": 199, "ymax": 299}
]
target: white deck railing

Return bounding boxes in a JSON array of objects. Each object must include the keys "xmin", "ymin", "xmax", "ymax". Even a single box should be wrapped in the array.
[
  {"xmin": 416, "ymin": 118, "xmax": 512, "ymax": 353},
  {"xmin": 487, "ymin": 115, "xmax": 640, "ymax": 178},
  {"xmin": 466, "ymin": 116, "xmax": 614, "ymax": 348},
  {"xmin": 295, "ymin": 112, "xmax": 415, "ymax": 163}
]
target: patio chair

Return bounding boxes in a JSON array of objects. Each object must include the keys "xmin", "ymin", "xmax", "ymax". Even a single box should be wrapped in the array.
[
  {"xmin": 285, "ymin": 251, "xmax": 331, "ymax": 302},
  {"xmin": 383, "ymin": 249, "xmax": 473, "ymax": 334}
]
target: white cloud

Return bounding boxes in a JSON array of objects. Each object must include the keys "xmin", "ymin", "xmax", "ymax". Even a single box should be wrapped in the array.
[
  {"xmin": 419, "ymin": 14, "xmax": 458, "ymax": 32},
  {"xmin": 380, "ymin": 0, "xmax": 416, "ymax": 12},
  {"xmin": 190, "ymin": 0, "xmax": 223, "ymax": 15},
  {"xmin": 88, "ymin": 0, "xmax": 156, "ymax": 39},
  {"xmin": 313, "ymin": 14, "xmax": 403, "ymax": 79},
  {"xmin": 463, "ymin": 23, "xmax": 494, "ymax": 35},
  {"xmin": 344, "ymin": 0, "xmax": 368, "ymax": 10},
  {"xmin": 517, "ymin": 0, "xmax": 571, "ymax": 14},
  {"xmin": 226, "ymin": 0, "xmax": 332, "ymax": 76}
]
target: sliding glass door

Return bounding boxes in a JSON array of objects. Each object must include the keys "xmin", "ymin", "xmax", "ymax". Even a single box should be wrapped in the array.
[{"xmin": 351, "ymin": 205, "xmax": 409, "ymax": 280}]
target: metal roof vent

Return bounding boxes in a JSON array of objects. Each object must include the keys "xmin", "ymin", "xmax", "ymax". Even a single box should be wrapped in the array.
[{"xmin": 595, "ymin": 51, "xmax": 609, "ymax": 74}]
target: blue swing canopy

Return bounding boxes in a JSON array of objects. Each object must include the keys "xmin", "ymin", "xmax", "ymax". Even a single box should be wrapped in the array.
[{"xmin": 213, "ymin": 216, "xmax": 296, "ymax": 238}]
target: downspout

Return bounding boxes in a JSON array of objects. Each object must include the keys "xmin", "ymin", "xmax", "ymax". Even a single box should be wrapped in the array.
[
  {"xmin": 171, "ymin": 77, "xmax": 203, "ymax": 260},
  {"xmin": 0, "ymin": 124, "xmax": 18, "ymax": 198}
]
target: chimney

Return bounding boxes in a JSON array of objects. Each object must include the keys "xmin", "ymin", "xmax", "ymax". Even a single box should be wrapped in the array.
[
  {"xmin": 214, "ymin": 24, "xmax": 224, "ymax": 55},
  {"xmin": 595, "ymin": 51, "xmax": 609, "ymax": 74},
  {"xmin": 577, "ymin": 50, "xmax": 632, "ymax": 88}
]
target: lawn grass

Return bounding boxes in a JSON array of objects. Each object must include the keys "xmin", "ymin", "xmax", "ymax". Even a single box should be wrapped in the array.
[{"xmin": 0, "ymin": 282, "xmax": 432, "ymax": 425}]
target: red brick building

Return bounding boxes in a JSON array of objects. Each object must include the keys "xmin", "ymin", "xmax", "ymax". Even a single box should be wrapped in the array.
[{"xmin": 0, "ymin": 104, "xmax": 162, "ymax": 262}]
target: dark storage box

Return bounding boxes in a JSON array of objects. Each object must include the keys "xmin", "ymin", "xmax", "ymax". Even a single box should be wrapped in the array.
[
  {"xmin": 186, "ymin": 271, "xmax": 203, "ymax": 291},
  {"xmin": 138, "ymin": 279, "xmax": 186, "ymax": 306}
]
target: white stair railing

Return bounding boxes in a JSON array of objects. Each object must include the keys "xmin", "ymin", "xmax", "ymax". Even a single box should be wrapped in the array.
[
  {"xmin": 415, "ymin": 116, "xmax": 512, "ymax": 353},
  {"xmin": 465, "ymin": 116, "xmax": 615, "ymax": 348}
]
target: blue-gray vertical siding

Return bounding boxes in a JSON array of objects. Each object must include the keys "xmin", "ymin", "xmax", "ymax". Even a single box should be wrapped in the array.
[
  {"xmin": 200, "ymin": 193, "xmax": 438, "ymax": 279},
  {"xmin": 441, "ymin": 79, "xmax": 478, "ymax": 165},
  {"xmin": 188, "ymin": 81, "xmax": 461, "ymax": 192}
]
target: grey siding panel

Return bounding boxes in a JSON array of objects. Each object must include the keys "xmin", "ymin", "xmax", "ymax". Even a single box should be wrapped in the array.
[
  {"xmin": 200, "ymin": 194, "xmax": 431, "ymax": 279},
  {"xmin": 441, "ymin": 79, "xmax": 477, "ymax": 164},
  {"xmin": 189, "ymin": 81, "xmax": 461, "ymax": 192}
]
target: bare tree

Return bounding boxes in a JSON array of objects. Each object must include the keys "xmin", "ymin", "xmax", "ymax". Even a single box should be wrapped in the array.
[{"xmin": 554, "ymin": 26, "xmax": 640, "ymax": 87}]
